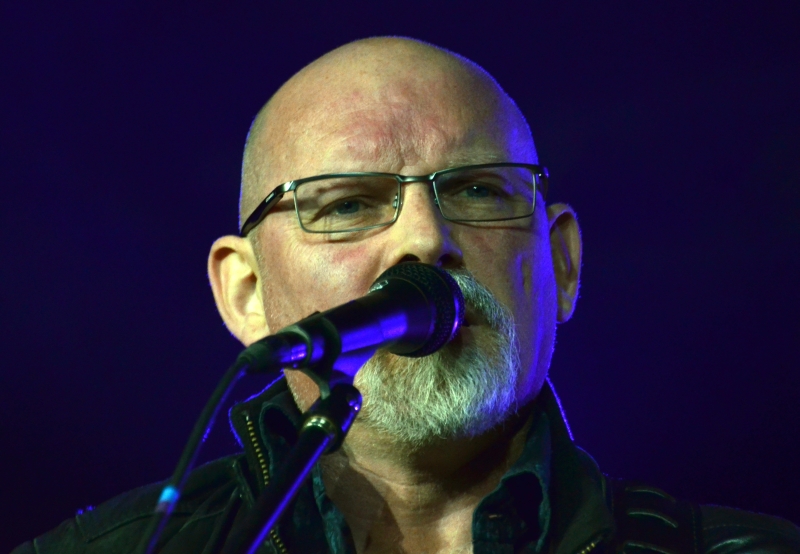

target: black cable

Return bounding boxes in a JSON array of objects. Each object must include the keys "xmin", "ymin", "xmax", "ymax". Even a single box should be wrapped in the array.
[{"xmin": 136, "ymin": 343, "xmax": 283, "ymax": 554}]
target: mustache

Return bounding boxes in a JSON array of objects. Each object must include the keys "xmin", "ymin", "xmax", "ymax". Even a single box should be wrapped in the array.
[{"xmin": 445, "ymin": 269, "xmax": 514, "ymax": 332}]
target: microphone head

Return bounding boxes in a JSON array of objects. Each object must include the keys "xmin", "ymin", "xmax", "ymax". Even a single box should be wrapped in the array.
[{"xmin": 372, "ymin": 263, "xmax": 465, "ymax": 357}]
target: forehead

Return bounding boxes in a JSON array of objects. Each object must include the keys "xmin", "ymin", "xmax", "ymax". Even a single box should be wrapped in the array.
[{"xmin": 262, "ymin": 67, "xmax": 533, "ymax": 182}]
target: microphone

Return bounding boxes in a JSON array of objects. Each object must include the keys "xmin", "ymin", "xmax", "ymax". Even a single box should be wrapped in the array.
[{"xmin": 241, "ymin": 262, "xmax": 465, "ymax": 381}]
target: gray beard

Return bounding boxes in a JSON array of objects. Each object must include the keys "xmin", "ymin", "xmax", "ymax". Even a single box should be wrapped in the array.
[{"xmin": 353, "ymin": 269, "xmax": 520, "ymax": 446}]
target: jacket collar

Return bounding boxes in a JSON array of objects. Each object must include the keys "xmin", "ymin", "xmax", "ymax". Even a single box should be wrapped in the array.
[
  {"xmin": 227, "ymin": 376, "xmax": 614, "ymax": 553},
  {"xmin": 538, "ymin": 379, "xmax": 614, "ymax": 553}
]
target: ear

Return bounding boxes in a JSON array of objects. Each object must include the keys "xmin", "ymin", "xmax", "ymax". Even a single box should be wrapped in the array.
[
  {"xmin": 208, "ymin": 235, "xmax": 270, "ymax": 346},
  {"xmin": 547, "ymin": 203, "xmax": 582, "ymax": 323}
]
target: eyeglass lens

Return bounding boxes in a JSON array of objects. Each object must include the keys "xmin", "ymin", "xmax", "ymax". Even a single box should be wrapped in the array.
[
  {"xmin": 293, "ymin": 166, "xmax": 535, "ymax": 233},
  {"xmin": 294, "ymin": 176, "xmax": 399, "ymax": 232},
  {"xmin": 434, "ymin": 166, "xmax": 535, "ymax": 222}
]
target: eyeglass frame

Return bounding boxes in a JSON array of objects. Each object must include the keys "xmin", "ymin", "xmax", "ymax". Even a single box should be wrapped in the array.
[{"xmin": 238, "ymin": 162, "xmax": 549, "ymax": 237}]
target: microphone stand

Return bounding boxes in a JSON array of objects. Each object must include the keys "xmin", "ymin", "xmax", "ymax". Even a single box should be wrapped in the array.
[
  {"xmin": 221, "ymin": 313, "xmax": 365, "ymax": 554},
  {"xmin": 221, "ymin": 382, "xmax": 361, "ymax": 554}
]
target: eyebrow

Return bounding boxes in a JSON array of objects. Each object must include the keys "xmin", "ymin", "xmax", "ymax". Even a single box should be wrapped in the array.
[{"xmin": 443, "ymin": 153, "xmax": 508, "ymax": 167}]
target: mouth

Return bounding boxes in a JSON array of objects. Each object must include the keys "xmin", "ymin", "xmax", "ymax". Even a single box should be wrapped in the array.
[{"xmin": 460, "ymin": 308, "xmax": 483, "ymax": 329}]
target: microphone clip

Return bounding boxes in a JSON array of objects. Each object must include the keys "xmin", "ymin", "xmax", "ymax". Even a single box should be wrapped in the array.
[{"xmin": 278, "ymin": 313, "xmax": 342, "ymax": 399}]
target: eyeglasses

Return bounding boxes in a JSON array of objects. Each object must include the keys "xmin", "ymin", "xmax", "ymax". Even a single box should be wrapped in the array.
[{"xmin": 239, "ymin": 162, "xmax": 549, "ymax": 237}]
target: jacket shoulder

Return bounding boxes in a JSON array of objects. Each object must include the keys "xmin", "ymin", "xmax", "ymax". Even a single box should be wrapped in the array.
[
  {"xmin": 12, "ymin": 455, "xmax": 244, "ymax": 554},
  {"xmin": 701, "ymin": 504, "xmax": 800, "ymax": 553},
  {"xmin": 604, "ymin": 477, "xmax": 800, "ymax": 554}
]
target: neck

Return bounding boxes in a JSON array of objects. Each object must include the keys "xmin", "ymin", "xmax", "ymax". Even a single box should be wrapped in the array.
[{"xmin": 320, "ymin": 404, "xmax": 535, "ymax": 554}]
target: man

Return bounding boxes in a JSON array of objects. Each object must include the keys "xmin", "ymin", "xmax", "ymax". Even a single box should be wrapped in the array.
[{"xmin": 15, "ymin": 37, "xmax": 800, "ymax": 553}]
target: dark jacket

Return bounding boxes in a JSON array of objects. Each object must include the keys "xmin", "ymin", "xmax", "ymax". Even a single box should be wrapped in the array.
[{"xmin": 13, "ymin": 380, "xmax": 800, "ymax": 553}]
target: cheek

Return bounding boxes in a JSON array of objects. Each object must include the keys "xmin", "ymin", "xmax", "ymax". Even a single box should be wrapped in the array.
[
  {"xmin": 463, "ymin": 228, "xmax": 538, "ymax": 315},
  {"xmin": 306, "ymin": 242, "xmax": 380, "ymax": 298},
  {"xmin": 260, "ymin": 235, "xmax": 385, "ymax": 410},
  {"xmin": 261, "ymin": 236, "xmax": 379, "ymax": 331},
  {"xmin": 460, "ymin": 225, "xmax": 556, "ymax": 387}
]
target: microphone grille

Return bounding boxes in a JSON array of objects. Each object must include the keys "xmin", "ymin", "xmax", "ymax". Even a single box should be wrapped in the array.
[{"xmin": 378, "ymin": 263, "xmax": 465, "ymax": 357}]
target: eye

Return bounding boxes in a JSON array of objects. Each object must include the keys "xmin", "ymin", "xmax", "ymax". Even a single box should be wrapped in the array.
[
  {"xmin": 450, "ymin": 182, "xmax": 507, "ymax": 201},
  {"xmin": 332, "ymin": 200, "xmax": 362, "ymax": 215},
  {"xmin": 464, "ymin": 185, "xmax": 493, "ymax": 198}
]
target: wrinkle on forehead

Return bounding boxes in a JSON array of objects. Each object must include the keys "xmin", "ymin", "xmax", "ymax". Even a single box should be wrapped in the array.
[
  {"xmin": 275, "ymin": 70, "xmax": 518, "ymax": 171},
  {"xmin": 241, "ymin": 38, "xmax": 536, "ymax": 223},
  {"xmin": 312, "ymin": 84, "xmax": 470, "ymax": 172}
]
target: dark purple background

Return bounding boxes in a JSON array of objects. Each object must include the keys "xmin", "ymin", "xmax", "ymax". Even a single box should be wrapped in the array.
[{"xmin": 2, "ymin": 2, "xmax": 799, "ymax": 550}]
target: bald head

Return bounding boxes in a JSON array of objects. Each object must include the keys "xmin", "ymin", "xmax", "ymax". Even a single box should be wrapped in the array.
[{"xmin": 239, "ymin": 37, "xmax": 536, "ymax": 230}]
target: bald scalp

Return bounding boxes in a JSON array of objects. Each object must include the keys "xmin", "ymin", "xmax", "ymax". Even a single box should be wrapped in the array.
[{"xmin": 239, "ymin": 37, "xmax": 535, "ymax": 232}]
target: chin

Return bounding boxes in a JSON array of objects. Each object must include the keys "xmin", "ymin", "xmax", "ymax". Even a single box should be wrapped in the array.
[{"xmin": 353, "ymin": 320, "xmax": 520, "ymax": 445}]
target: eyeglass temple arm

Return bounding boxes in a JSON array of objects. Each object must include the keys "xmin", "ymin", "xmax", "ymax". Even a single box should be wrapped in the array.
[
  {"xmin": 239, "ymin": 183, "xmax": 294, "ymax": 237},
  {"xmin": 537, "ymin": 166, "xmax": 549, "ymax": 200}
]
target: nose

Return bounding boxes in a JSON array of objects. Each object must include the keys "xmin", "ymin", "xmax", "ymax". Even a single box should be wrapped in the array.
[{"xmin": 384, "ymin": 183, "xmax": 463, "ymax": 269}]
